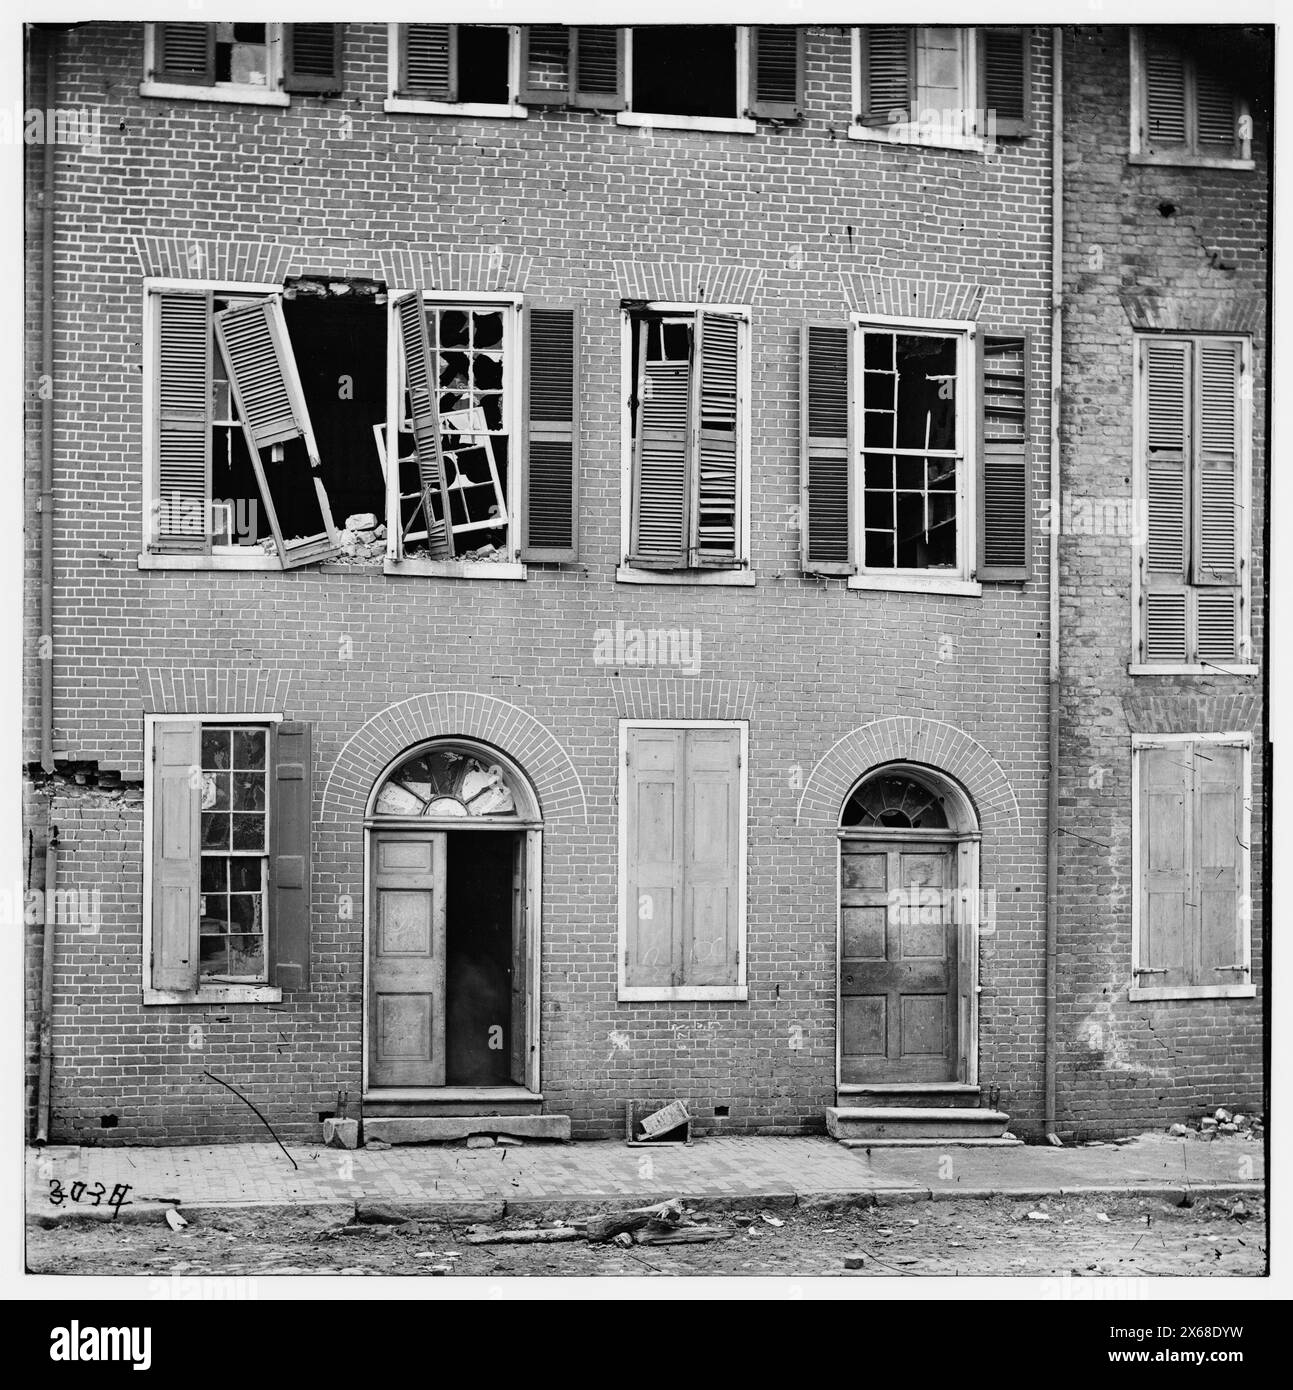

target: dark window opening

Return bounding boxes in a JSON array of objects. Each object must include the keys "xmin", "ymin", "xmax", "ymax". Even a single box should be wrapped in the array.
[
  {"xmin": 631, "ymin": 26, "xmax": 737, "ymax": 118},
  {"xmin": 214, "ymin": 22, "xmax": 268, "ymax": 86},
  {"xmin": 457, "ymin": 25, "xmax": 511, "ymax": 105}
]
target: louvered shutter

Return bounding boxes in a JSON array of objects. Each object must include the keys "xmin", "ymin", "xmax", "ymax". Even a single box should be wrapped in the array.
[
  {"xmin": 285, "ymin": 24, "xmax": 343, "ymax": 95},
  {"xmin": 520, "ymin": 24, "xmax": 572, "ymax": 106},
  {"xmin": 1193, "ymin": 340, "xmax": 1242, "ymax": 665},
  {"xmin": 1195, "ymin": 66, "xmax": 1239, "ymax": 153},
  {"xmin": 151, "ymin": 720, "xmax": 200, "ymax": 993},
  {"xmin": 630, "ymin": 317, "xmax": 691, "ymax": 568},
  {"xmin": 394, "ymin": 292, "xmax": 454, "ymax": 560},
  {"xmin": 748, "ymin": 26, "xmax": 804, "ymax": 121},
  {"xmin": 624, "ymin": 728, "xmax": 685, "ymax": 991},
  {"xmin": 979, "ymin": 27, "xmax": 1030, "ymax": 138},
  {"xmin": 270, "ymin": 721, "xmax": 312, "ymax": 991},
  {"xmin": 800, "ymin": 323, "xmax": 854, "ymax": 574},
  {"xmin": 1195, "ymin": 741, "xmax": 1246, "ymax": 988},
  {"xmin": 521, "ymin": 305, "xmax": 579, "ymax": 562},
  {"xmin": 690, "ymin": 312, "xmax": 742, "ymax": 567},
  {"xmin": 573, "ymin": 27, "xmax": 625, "ymax": 110},
  {"xmin": 977, "ymin": 332, "xmax": 1030, "ymax": 580},
  {"xmin": 154, "ymin": 23, "xmax": 215, "ymax": 86},
  {"xmin": 1141, "ymin": 338, "xmax": 1191, "ymax": 662},
  {"xmin": 860, "ymin": 26, "xmax": 912, "ymax": 124},
  {"xmin": 1143, "ymin": 34, "xmax": 1187, "ymax": 151},
  {"xmin": 1137, "ymin": 743, "xmax": 1193, "ymax": 993},
  {"xmin": 400, "ymin": 24, "xmax": 456, "ymax": 101},
  {"xmin": 681, "ymin": 728, "xmax": 741, "ymax": 987},
  {"xmin": 153, "ymin": 290, "xmax": 212, "ymax": 554}
]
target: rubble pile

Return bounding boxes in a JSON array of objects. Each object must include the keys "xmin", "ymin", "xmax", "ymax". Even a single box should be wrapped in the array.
[{"xmin": 1167, "ymin": 1106, "xmax": 1264, "ymax": 1141}]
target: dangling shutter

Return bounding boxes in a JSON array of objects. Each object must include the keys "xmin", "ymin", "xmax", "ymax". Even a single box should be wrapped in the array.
[
  {"xmin": 153, "ymin": 290, "xmax": 212, "ymax": 555},
  {"xmin": 1195, "ymin": 66, "xmax": 1239, "ymax": 154},
  {"xmin": 520, "ymin": 24, "xmax": 572, "ymax": 106},
  {"xmin": 979, "ymin": 27, "xmax": 1031, "ymax": 138},
  {"xmin": 285, "ymin": 24, "xmax": 344, "ymax": 95},
  {"xmin": 859, "ymin": 26, "xmax": 912, "ymax": 124},
  {"xmin": 1141, "ymin": 338, "xmax": 1191, "ymax": 662},
  {"xmin": 689, "ymin": 311, "xmax": 742, "ymax": 567},
  {"xmin": 400, "ymin": 24, "xmax": 456, "ymax": 101},
  {"xmin": 630, "ymin": 317, "xmax": 691, "ymax": 568},
  {"xmin": 800, "ymin": 323, "xmax": 854, "ymax": 574},
  {"xmin": 394, "ymin": 292, "xmax": 454, "ymax": 560},
  {"xmin": 572, "ymin": 26, "xmax": 625, "ymax": 110},
  {"xmin": 977, "ymin": 332, "xmax": 1030, "ymax": 580},
  {"xmin": 154, "ymin": 23, "xmax": 215, "ymax": 86},
  {"xmin": 270, "ymin": 721, "xmax": 312, "ymax": 991},
  {"xmin": 748, "ymin": 26, "xmax": 804, "ymax": 121},
  {"xmin": 151, "ymin": 720, "xmax": 200, "ymax": 993},
  {"xmin": 1195, "ymin": 741, "xmax": 1247, "ymax": 988},
  {"xmin": 681, "ymin": 728, "xmax": 742, "ymax": 988},
  {"xmin": 624, "ymin": 728, "xmax": 685, "ymax": 992},
  {"xmin": 1137, "ymin": 742, "xmax": 1193, "ymax": 993},
  {"xmin": 1143, "ymin": 34, "xmax": 1187, "ymax": 152},
  {"xmin": 521, "ymin": 304, "xmax": 580, "ymax": 562}
]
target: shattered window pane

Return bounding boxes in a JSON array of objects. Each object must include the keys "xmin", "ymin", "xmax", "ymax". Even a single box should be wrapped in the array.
[
  {"xmin": 374, "ymin": 745, "xmax": 524, "ymax": 819},
  {"xmin": 214, "ymin": 21, "xmax": 268, "ymax": 87}
]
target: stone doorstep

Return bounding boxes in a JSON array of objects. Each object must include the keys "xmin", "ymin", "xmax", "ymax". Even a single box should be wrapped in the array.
[
  {"xmin": 362, "ymin": 1114, "xmax": 572, "ymax": 1146},
  {"xmin": 826, "ymin": 1107, "xmax": 1012, "ymax": 1141},
  {"xmin": 838, "ymin": 1136, "xmax": 1024, "ymax": 1148}
]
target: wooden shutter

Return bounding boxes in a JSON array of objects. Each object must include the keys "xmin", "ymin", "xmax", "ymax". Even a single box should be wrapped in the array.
[
  {"xmin": 1194, "ymin": 340, "xmax": 1241, "ymax": 663},
  {"xmin": 270, "ymin": 721, "xmax": 312, "ymax": 992},
  {"xmin": 1141, "ymin": 338, "xmax": 1191, "ymax": 662},
  {"xmin": 979, "ymin": 27, "xmax": 1030, "ymax": 138},
  {"xmin": 520, "ymin": 24, "xmax": 572, "ymax": 106},
  {"xmin": 394, "ymin": 292, "xmax": 454, "ymax": 560},
  {"xmin": 955, "ymin": 851, "xmax": 975, "ymax": 1083},
  {"xmin": 681, "ymin": 728, "xmax": 741, "ymax": 987},
  {"xmin": 749, "ymin": 26, "xmax": 804, "ymax": 121},
  {"xmin": 1194, "ymin": 742, "xmax": 1246, "ymax": 987},
  {"xmin": 153, "ymin": 290, "xmax": 212, "ymax": 555},
  {"xmin": 624, "ymin": 728, "xmax": 685, "ymax": 991},
  {"xmin": 285, "ymin": 24, "xmax": 343, "ymax": 95},
  {"xmin": 1143, "ymin": 34, "xmax": 1187, "ymax": 151},
  {"xmin": 859, "ymin": 26, "xmax": 912, "ymax": 124},
  {"xmin": 521, "ymin": 305, "xmax": 579, "ymax": 562},
  {"xmin": 400, "ymin": 24, "xmax": 456, "ymax": 101},
  {"xmin": 151, "ymin": 720, "xmax": 200, "ymax": 993},
  {"xmin": 1137, "ymin": 743, "xmax": 1193, "ymax": 993},
  {"xmin": 154, "ymin": 23, "xmax": 215, "ymax": 86},
  {"xmin": 572, "ymin": 27, "xmax": 625, "ymax": 110},
  {"xmin": 1195, "ymin": 66, "xmax": 1239, "ymax": 153},
  {"xmin": 800, "ymin": 323, "xmax": 854, "ymax": 574},
  {"xmin": 977, "ymin": 332, "xmax": 1030, "ymax": 580},
  {"xmin": 214, "ymin": 298, "xmax": 341, "ymax": 569},
  {"xmin": 689, "ymin": 311, "xmax": 742, "ymax": 567},
  {"xmin": 630, "ymin": 317, "xmax": 691, "ymax": 568}
]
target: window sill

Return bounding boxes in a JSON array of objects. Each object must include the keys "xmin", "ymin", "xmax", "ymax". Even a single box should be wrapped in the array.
[
  {"xmin": 145, "ymin": 984, "xmax": 283, "ymax": 1006},
  {"xmin": 617, "ymin": 566, "xmax": 756, "ymax": 587},
  {"xmin": 619, "ymin": 986, "xmax": 749, "ymax": 1003},
  {"xmin": 384, "ymin": 97, "xmax": 529, "ymax": 120},
  {"xmin": 1128, "ymin": 663, "xmax": 1258, "ymax": 677},
  {"xmin": 849, "ymin": 573, "xmax": 981, "ymax": 597},
  {"xmin": 384, "ymin": 558, "xmax": 526, "ymax": 580},
  {"xmin": 1129, "ymin": 984, "xmax": 1256, "ymax": 1002},
  {"xmin": 848, "ymin": 123, "xmax": 984, "ymax": 153},
  {"xmin": 140, "ymin": 82, "xmax": 289, "ymax": 107},
  {"xmin": 1128, "ymin": 151, "xmax": 1254, "ymax": 172},
  {"xmin": 138, "ymin": 551, "xmax": 282, "ymax": 572},
  {"xmin": 617, "ymin": 112, "xmax": 758, "ymax": 135}
]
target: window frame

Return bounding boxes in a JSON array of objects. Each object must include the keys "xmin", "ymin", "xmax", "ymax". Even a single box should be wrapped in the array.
[
  {"xmin": 141, "ymin": 23, "xmax": 290, "ymax": 107},
  {"xmin": 616, "ymin": 26, "xmax": 757, "ymax": 134},
  {"xmin": 1129, "ymin": 732, "xmax": 1255, "ymax": 1002},
  {"xmin": 617, "ymin": 718, "xmax": 750, "ymax": 1003},
  {"xmin": 142, "ymin": 712, "xmax": 285, "ymax": 1005},
  {"xmin": 384, "ymin": 22, "xmax": 529, "ymax": 119},
  {"xmin": 850, "ymin": 25, "xmax": 986, "ymax": 152}
]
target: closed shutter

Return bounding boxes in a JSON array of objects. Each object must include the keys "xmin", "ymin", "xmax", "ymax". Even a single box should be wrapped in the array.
[
  {"xmin": 394, "ymin": 292, "xmax": 454, "ymax": 560},
  {"xmin": 800, "ymin": 323, "xmax": 854, "ymax": 574},
  {"xmin": 1143, "ymin": 34, "xmax": 1187, "ymax": 150},
  {"xmin": 630, "ymin": 317, "xmax": 691, "ymax": 567},
  {"xmin": 400, "ymin": 24, "xmax": 455, "ymax": 101},
  {"xmin": 1137, "ymin": 743, "xmax": 1193, "ymax": 993},
  {"xmin": 690, "ymin": 311, "xmax": 742, "ymax": 567},
  {"xmin": 270, "ymin": 721, "xmax": 312, "ymax": 991},
  {"xmin": 155, "ymin": 23, "xmax": 215, "ymax": 86},
  {"xmin": 153, "ymin": 290, "xmax": 212, "ymax": 555},
  {"xmin": 1195, "ymin": 340, "xmax": 1241, "ymax": 661},
  {"xmin": 520, "ymin": 24, "xmax": 572, "ymax": 105},
  {"xmin": 860, "ymin": 26, "xmax": 912, "ymax": 124},
  {"xmin": 572, "ymin": 27, "xmax": 625, "ymax": 110},
  {"xmin": 151, "ymin": 720, "xmax": 201, "ymax": 993},
  {"xmin": 285, "ymin": 24, "xmax": 343, "ymax": 95},
  {"xmin": 977, "ymin": 332, "xmax": 1030, "ymax": 580},
  {"xmin": 681, "ymin": 728, "xmax": 741, "ymax": 987},
  {"xmin": 749, "ymin": 26, "xmax": 804, "ymax": 121},
  {"xmin": 1195, "ymin": 66, "xmax": 1239, "ymax": 152},
  {"xmin": 1194, "ymin": 742, "xmax": 1246, "ymax": 986},
  {"xmin": 1141, "ymin": 338, "xmax": 1191, "ymax": 662},
  {"xmin": 521, "ymin": 305, "xmax": 579, "ymax": 562},
  {"xmin": 624, "ymin": 728, "xmax": 685, "ymax": 990},
  {"xmin": 979, "ymin": 27, "xmax": 1030, "ymax": 137}
]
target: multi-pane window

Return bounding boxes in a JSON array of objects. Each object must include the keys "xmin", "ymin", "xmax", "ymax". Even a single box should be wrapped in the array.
[{"xmin": 1132, "ymin": 29, "xmax": 1251, "ymax": 164}]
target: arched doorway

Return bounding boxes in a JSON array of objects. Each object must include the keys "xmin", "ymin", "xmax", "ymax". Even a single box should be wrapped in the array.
[
  {"xmin": 837, "ymin": 763, "xmax": 981, "ymax": 1089},
  {"xmin": 365, "ymin": 740, "xmax": 542, "ymax": 1094}
]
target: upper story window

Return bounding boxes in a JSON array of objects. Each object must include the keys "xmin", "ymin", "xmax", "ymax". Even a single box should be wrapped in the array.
[
  {"xmin": 141, "ymin": 23, "xmax": 343, "ymax": 105},
  {"xmin": 1130, "ymin": 28, "xmax": 1253, "ymax": 169},
  {"xmin": 387, "ymin": 23, "xmax": 527, "ymax": 117}
]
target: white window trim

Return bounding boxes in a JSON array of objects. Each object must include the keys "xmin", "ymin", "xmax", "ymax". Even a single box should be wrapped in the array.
[
  {"xmin": 617, "ymin": 26, "xmax": 758, "ymax": 134},
  {"xmin": 141, "ymin": 23, "xmax": 290, "ymax": 107},
  {"xmin": 1128, "ymin": 28, "xmax": 1254, "ymax": 171},
  {"xmin": 617, "ymin": 301, "xmax": 754, "ymax": 584},
  {"xmin": 383, "ymin": 23, "xmax": 529, "ymax": 119},
  {"xmin": 850, "ymin": 313, "xmax": 977, "ymax": 589},
  {"xmin": 617, "ymin": 719, "xmax": 749, "ymax": 1003},
  {"xmin": 142, "ymin": 712, "xmax": 285, "ymax": 1006},
  {"xmin": 1129, "ymin": 731, "xmax": 1255, "ymax": 1003},
  {"xmin": 1129, "ymin": 332, "xmax": 1253, "ymax": 671},
  {"xmin": 849, "ymin": 26, "xmax": 986, "ymax": 153}
]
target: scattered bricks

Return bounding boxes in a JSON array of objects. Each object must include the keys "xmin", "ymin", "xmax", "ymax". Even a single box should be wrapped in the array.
[
  {"xmin": 323, "ymin": 1118, "xmax": 358, "ymax": 1150},
  {"xmin": 843, "ymin": 1254, "xmax": 866, "ymax": 1270},
  {"xmin": 1168, "ymin": 1124, "xmax": 1190, "ymax": 1137},
  {"xmin": 1215, "ymin": 1109, "xmax": 1234, "ymax": 1124}
]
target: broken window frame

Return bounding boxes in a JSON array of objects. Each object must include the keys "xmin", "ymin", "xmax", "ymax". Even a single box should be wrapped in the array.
[
  {"xmin": 850, "ymin": 25, "xmax": 988, "ymax": 150},
  {"xmin": 142, "ymin": 22, "xmax": 290, "ymax": 107},
  {"xmin": 385, "ymin": 22, "xmax": 528, "ymax": 118}
]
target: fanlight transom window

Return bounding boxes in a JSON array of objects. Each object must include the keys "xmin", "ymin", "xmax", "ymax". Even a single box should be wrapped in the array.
[
  {"xmin": 842, "ymin": 771, "xmax": 950, "ymax": 830},
  {"xmin": 374, "ymin": 744, "xmax": 524, "ymax": 819}
]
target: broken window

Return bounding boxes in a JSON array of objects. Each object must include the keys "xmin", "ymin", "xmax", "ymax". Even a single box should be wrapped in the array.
[
  {"xmin": 394, "ymin": 24, "xmax": 521, "ymax": 108},
  {"xmin": 374, "ymin": 745, "xmax": 525, "ymax": 819},
  {"xmin": 146, "ymin": 24, "xmax": 343, "ymax": 97},
  {"xmin": 632, "ymin": 26, "xmax": 737, "ymax": 119}
]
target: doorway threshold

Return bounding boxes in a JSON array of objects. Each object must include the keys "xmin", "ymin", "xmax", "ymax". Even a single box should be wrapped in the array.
[{"xmin": 364, "ymin": 1086, "xmax": 543, "ymax": 1104}]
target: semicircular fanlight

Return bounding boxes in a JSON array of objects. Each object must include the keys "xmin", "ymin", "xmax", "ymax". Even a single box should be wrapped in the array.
[
  {"xmin": 841, "ymin": 772, "xmax": 949, "ymax": 830},
  {"xmin": 374, "ymin": 745, "xmax": 521, "ymax": 818}
]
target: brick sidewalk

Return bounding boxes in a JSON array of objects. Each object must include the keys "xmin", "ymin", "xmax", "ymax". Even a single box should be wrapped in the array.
[{"xmin": 27, "ymin": 1134, "xmax": 1264, "ymax": 1224}]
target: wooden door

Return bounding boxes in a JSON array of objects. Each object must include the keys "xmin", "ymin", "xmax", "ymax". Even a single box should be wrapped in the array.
[
  {"xmin": 369, "ymin": 832, "xmax": 447, "ymax": 1087},
  {"xmin": 840, "ymin": 840, "xmax": 958, "ymax": 1083}
]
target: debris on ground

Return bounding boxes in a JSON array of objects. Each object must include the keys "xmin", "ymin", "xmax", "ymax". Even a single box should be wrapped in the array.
[
  {"xmin": 1026, "ymin": 1211, "xmax": 1051, "ymax": 1222},
  {"xmin": 465, "ymin": 1226, "xmax": 581, "ymax": 1245},
  {"xmin": 759, "ymin": 1212, "xmax": 785, "ymax": 1227},
  {"xmin": 843, "ymin": 1254, "xmax": 865, "ymax": 1269},
  {"xmin": 354, "ymin": 1202, "xmax": 409, "ymax": 1226},
  {"xmin": 164, "ymin": 1208, "xmax": 189, "ymax": 1231}
]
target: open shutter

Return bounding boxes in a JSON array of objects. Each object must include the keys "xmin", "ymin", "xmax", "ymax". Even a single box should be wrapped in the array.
[
  {"xmin": 624, "ymin": 728, "xmax": 685, "ymax": 992},
  {"xmin": 214, "ymin": 298, "xmax": 341, "ymax": 568},
  {"xmin": 521, "ymin": 305, "xmax": 579, "ymax": 562},
  {"xmin": 285, "ymin": 24, "xmax": 343, "ymax": 95},
  {"xmin": 977, "ymin": 332, "xmax": 1030, "ymax": 580},
  {"xmin": 394, "ymin": 292, "xmax": 454, "ymax": 560},
  {"xmin": 630, "ymin": 317, "xmax": 691, "ymax": 568},
  {"xmin": 151, "ymin": 720, "xmax": 200, "ymax": 993},
  {"xmin": 1143, "ymin": 34, "xmax": 1187, "ymax": 152},
  {"xmin": 400, "ymin": 24, "xmax": 456, "ymax": 101},
  {"xmin": 689, "ymin": 311, "xmax": 742, "ymax": 567},
  {"xmin": 154, "ymin": 23, "xmax": 215, "ymax": 86},
  {"xmin": 681, "ymin": 728, "xmax": 741, "ymax": 988},
  {"xmin": 520, "ymin": 24, "xmax": 572, "ymax": 105},
  {"xmin": 1137, "ymin": 743, "xmax": 1193, "ymax": 993},
  {"xmin": 801, "ymin": 323, "xmax": 854, "ymax": 574},
  {"xmin": 748, "ymin": 26, "xmax": 804, "ymax": 121},
  {"xmin": 980, "ymin": 27, "xmax": 1031, "ymax": 138},
  {"xmin": 1195, "ymin": 741, "xmax": 1246, "ymax": 988},
  {"xmin": 270, "ymin": 721, "xmax": 312, "ymax": 991},
  {"xmin": 572, "ymin": 27, "xmax": 625, "ymax": 110},
  {"xmin": 859, "ymin": 26, "xmax": 913, "ymax": 124},
  {"xmin": 1141, "ymin": 338, "xmax": 1191, "ymax": 662},
  {"xmin": 153, "ymin": 290, "xmax": 212, "ymax": 555}
]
